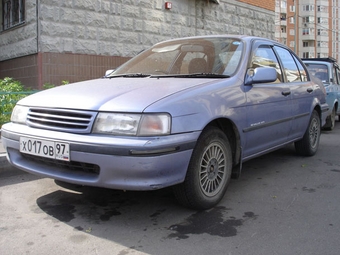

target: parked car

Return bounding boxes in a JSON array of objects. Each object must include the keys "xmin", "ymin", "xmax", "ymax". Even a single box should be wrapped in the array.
[
  {"xmin": 302, "ymin": 57, "xmax": 340, "ymax": 130},
  {"xmin": 1, "ymin": 35, "xmax": 328, "ymax": 209}
]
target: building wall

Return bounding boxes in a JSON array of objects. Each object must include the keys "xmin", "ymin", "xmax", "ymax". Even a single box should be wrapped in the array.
[
  {"xmin": 37, "ymin": 0, "xmax": 275, "ymax": 56},
  {"xmin": 276, "ymin": 0, "xmax": 340, "ymax": 60},
  {"xmin": 0, "ymin": 0, "xmax": 275, "ymax": 89},
  {"xmin": 0, "ymin": 54, "xmax": 39, "ymax": 87},
  {"xmin": 0, "ymin": 0, "xmax": 38, "ymax": 61}
]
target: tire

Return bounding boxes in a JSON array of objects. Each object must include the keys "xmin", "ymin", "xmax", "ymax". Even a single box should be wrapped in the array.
[
  {"xmin": 324, "ymin": 107, "xmax": 336, "ymax": 130},
  {"xmin": 294, "ymin": 110, "xmax": 321, "ymax": 156},
  {"xmin": 173, "ymin": 126, "xmax": 232, "ymax": 210}
]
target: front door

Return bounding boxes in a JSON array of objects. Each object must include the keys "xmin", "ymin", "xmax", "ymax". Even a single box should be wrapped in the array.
[{"xmin": 243, "ymin": 44, "xmax": 292, "ymax": 159}]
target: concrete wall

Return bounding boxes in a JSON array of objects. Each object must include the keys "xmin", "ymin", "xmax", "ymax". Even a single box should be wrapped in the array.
[
  {"xmin": 0, "ymin": 0, "xmax": 274, "ymax": 88},
  {"xmin": 0, "ymin": 0, "xmax": 272, "ymax": 59},
  {"xmin": 0, "ymin": 0, "xmax": 38, "ymax": 61}
]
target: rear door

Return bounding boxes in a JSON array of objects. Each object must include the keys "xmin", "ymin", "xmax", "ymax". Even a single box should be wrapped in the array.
[
  {"xmin": 243, "ymin": 42, "xmax": 292, "ymax": 158},
  {"xmin": 273, "ymin": 46, "xmax": 314, "ymax": 140}
]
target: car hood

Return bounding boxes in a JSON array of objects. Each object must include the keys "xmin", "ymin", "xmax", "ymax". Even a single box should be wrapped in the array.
[{"xmin": 19, "ymin": 77, "xmax": 218, "ymax": 112}]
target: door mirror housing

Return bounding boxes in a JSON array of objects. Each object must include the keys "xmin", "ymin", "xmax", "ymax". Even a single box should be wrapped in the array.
[{"xmin": 245, "ymin": 67, "xmax": 278, "ymax": 85}]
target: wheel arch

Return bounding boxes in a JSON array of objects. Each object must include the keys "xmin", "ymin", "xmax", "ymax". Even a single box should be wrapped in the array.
[
  {"xmin": 314, "ymin": 104, "xmax": 321, "ymax": 119},
  {"xmin": 201, "ymin": 118, "xmax": 241, "ymax": 168},
  {"xmin": 335, "ymin": 101, "xmax": 339, "ymax": 113}
]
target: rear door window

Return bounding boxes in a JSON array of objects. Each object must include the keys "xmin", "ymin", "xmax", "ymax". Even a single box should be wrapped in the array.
[{"xmin": 274, "ymin": 46, "xmax": 303, "ymax": 82}]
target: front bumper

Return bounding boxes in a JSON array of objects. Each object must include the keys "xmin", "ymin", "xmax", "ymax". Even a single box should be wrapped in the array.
[{"xmin": 1, "ymin": 123, "xmax": 199, "ymax": 190}]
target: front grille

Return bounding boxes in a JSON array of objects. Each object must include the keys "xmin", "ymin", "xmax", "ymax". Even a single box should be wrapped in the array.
[
  {"xmin": 27, "ymin": 108, "xmax": 97, "ymax": 133},
  {"xmin": 22, "ymin": 154, "xmax": 100, "ymax": 175}
]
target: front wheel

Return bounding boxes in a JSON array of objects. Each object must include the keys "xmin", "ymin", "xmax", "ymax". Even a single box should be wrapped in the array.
[
  {"xmin": 173, "ymin": 127, "xmax": 232, "ymax": 210},
  {"xmin": 295, "ymin": 110, "xmax": 321, "ymax": 156}
]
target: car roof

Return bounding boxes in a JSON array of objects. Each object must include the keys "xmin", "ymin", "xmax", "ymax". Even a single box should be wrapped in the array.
[
  {"xmin": 302, "ymin": 57, "xmax": 339, "ymax": 68},
  {"xmin": 153, "ymin": 34, "xmax": 280, "ymax": 46}
]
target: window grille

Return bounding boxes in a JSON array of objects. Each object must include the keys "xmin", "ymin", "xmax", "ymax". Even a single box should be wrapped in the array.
[{"xmin": 2, "ymin": 0, "xmax": 25, "ymax": 31}]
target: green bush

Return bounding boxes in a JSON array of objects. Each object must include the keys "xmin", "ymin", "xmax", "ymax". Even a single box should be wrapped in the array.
[
  {"xmin": 43, "ymin": 80, "xmax": 69, "ymax": 90},
  {"xmin": 0, "ymin": 78, "xmax": 31, "ymax": 127}
]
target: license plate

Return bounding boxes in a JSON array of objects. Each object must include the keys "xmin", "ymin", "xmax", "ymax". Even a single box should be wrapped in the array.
[{"xmin": 20, "ymin": 137, "xmax": 70, "ymax": 161}]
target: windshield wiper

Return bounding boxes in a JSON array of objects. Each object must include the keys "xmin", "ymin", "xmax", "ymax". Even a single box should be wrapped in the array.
[
  {"xmin": 107, "ymin": 73, "xmax": 151, "ymax": 78},
  {"xmin": 150, "ymin": 73, "xmax": 230, "ymax": 78}
]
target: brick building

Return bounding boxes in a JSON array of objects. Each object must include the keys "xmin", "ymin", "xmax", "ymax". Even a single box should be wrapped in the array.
[
  {"xmin": 275, "ymin": 0, "xmax": 340, "ymax": 60},
  {"xmin": 0, "ymin": 0, "xmax": 275, "ymax": 89}
]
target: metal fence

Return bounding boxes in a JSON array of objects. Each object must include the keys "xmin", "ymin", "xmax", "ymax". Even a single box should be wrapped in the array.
[{"xmin": 0, "ymin": 91, "xmax": 38, "ymax": 127}]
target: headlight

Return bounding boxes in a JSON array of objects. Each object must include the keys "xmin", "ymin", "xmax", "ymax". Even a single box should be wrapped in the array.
[
  {"xmin": 93, "ymin": 113, "xmax": 171, "ymax": 136},
  {"xmin": 11, "ymin": 105, "xmax": 29, "ymax": 124}
]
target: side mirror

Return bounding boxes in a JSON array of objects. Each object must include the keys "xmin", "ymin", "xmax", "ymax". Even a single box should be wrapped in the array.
[
  {"xmin": 245, "ymin": 67, "xmax": 278, "ymax": 85},
  {"xmin": 105, "ymin": 69, "xmax": 115, "ymax": 76}
]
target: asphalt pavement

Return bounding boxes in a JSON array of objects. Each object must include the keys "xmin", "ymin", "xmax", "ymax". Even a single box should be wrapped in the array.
[{"xmin": 1, "ymin": 125, "xmax": 340, "ymax": 255}]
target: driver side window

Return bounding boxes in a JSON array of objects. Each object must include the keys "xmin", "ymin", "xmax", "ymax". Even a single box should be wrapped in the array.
[{"xmin": 251, "ymin": 46, "xmax": 283, "ymax": 83}]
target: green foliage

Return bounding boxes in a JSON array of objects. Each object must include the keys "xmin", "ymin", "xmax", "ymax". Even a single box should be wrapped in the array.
[
  {"xmin": 0, "ymin": 78, "xmax": 32, "ymax": 127},
  {"xmin": 0, "ymin": 77, "xmax": 25, "ymax": 92},
  {"xmin": 42, "ymin": 82, "xmax": 55, "ymax": 90},
  {"xmin": 43, "ymin": 80, "xmax": 69, "ymax": 90}
]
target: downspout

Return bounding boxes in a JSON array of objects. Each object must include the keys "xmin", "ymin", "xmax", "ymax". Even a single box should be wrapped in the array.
[{"xmin": 36, "ymin": 0, "xmax": 42, "ymax": 89}]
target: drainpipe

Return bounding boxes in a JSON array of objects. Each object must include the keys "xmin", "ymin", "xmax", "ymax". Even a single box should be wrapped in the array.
[{"xmin": 36, "ymin": 0, "xmax": 42, "ymax": 89}]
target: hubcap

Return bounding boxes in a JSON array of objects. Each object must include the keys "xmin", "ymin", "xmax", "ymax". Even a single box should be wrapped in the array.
[
  {"xmin": 309, "ymin": 118, "xmax": 319, "ymax": 148},
  {"xmin": 199, "ymin": 142, "xmax": 227, "ymax": 197}
]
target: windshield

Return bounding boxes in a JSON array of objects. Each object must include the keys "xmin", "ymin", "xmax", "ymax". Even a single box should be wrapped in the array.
[
  {"xmin": 111, "ymin": 37, "xmax": 244, "ymax": 77},
  {"xmin": 304, "ymin": 63, "xmax": 329, "ymax": 83}
]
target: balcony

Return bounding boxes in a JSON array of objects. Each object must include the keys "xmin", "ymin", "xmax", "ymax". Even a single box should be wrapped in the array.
[{"xmin": 302, "ymin": 33, "xmax": 315, "ymax": 41}]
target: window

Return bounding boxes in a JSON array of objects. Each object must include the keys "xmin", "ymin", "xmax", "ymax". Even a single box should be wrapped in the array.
[
  {"xmin": 289, "ymin": 17, "xmax": 294, "ymax": 24},
  {"xmin": 274, "ymin": 46, "xmax": 304, "ymax": 82},
  {"xmin": 290, "ymin": 5, "xmax": 295, "ymax": 12},
  {"xmin": 303, "ymin": 42, "xmax": 309, "ymax": 47},
  {"xmin": 317, "ymin": 41, "xmax": 321, "ymax": 47},
  {"xmin": 303, "ymin": 5, "xmax": 314, "ymax": 11},
  {"xmin": 251, "ymin": 45, "xmax": 283, "ymax": 82},
  {"xmin": 336, "ymin": 68, "xmax": 340, "ymax": 84},
  {"xmin": 302, "ymin": 28, "xmax": 310, "ymax": 35},
  {"xmin": 304, "ymin": 63, "xmax": 328, "ymax": 81},
  {"xmin": 317, "ymin": 17, "xmax": 322, "ymax": 24},
  {"xmin": 281, "ymin": 1, "xmax": 287, "ymax": 9},
  {"xmin": 1, "ymin": 0, "xmax": 25, "ymax": 31},
  {"xmin": 302, "ymin": 17, "xmax": 310, "ymax": 23},
  {"xmin": 332, "ymin": 67, "xmax": 338, "ymax": 84},
  {"xmin": 293, "ymin": 55, "xmax": 307, "ymax": 81},
  {"xmin": 303, "ymin": 52, "xmax": 310, "ymax": 58}
]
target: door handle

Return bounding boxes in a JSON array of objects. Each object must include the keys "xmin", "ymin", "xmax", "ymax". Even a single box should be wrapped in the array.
[{"xmin": 281, "ymin": 90, "xmax": 291, "ymax": 96}]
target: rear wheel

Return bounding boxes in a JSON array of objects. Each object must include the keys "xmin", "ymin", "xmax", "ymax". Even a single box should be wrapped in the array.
[
  {"xmin": 173, "ymin": 127, "xmax": 232, "ymax": 210},
  {"xmin": 295, "ymin": 110, "xmax": 321, "ymax": 156}
]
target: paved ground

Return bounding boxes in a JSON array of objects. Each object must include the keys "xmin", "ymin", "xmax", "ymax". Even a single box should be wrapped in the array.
[{"xmin": 1, "ymin": 126, "xmax": 340, "ymax": 255}]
